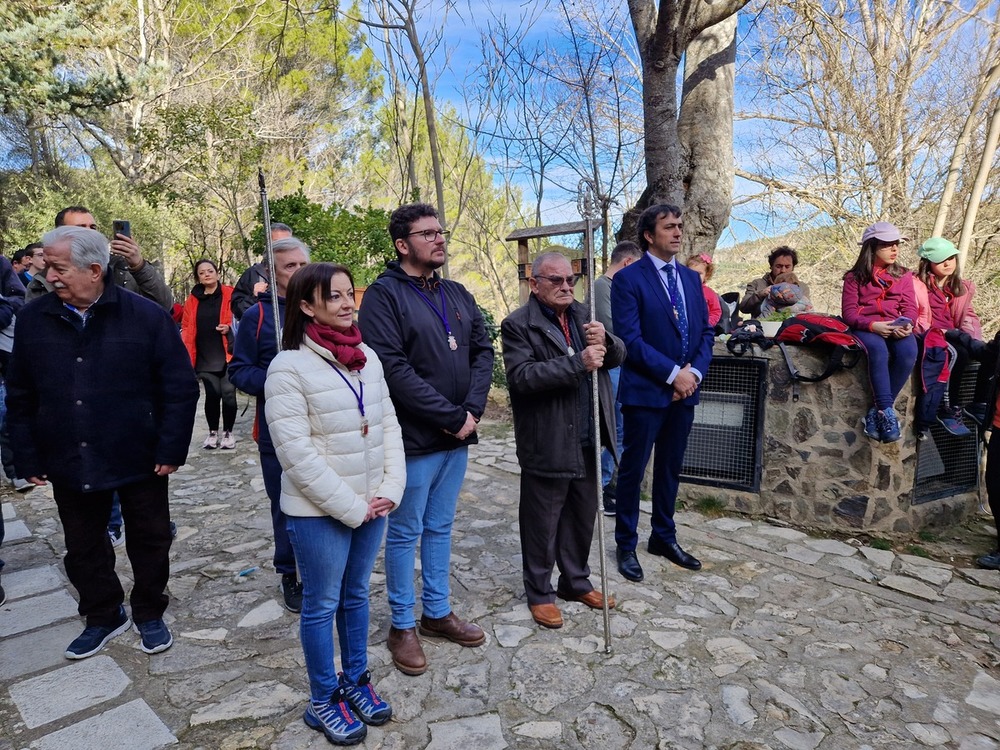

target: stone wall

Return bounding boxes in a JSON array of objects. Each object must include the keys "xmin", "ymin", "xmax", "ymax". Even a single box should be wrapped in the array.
[{"xmin": 676, "ymin": 342, "xmax": 980, "ymax": 533}]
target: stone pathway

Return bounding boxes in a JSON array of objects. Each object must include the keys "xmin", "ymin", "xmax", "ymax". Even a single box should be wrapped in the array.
[{"xmin": 2, "ymin": 408, "xmax": 999, "ymax": 749}]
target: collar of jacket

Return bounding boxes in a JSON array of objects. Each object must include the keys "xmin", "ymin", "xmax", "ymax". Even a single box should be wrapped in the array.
[{"xmin": 526, "ymin": 294, "xmax": 584, "ymax": 349}]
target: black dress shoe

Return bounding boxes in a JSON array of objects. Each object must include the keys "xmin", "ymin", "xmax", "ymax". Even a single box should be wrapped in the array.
[
  {"xmin": 616, "ymin": 547, "xmax": 644, "ymax": 582},
  {"xmin": 648, "ymin": 537, "xmax": 702, "ymax": 570}
]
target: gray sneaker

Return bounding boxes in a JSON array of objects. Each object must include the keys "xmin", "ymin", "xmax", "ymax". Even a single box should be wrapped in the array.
[{"xmin": 11, "ymin": 477, "xmax": 34, "ymax": 493}]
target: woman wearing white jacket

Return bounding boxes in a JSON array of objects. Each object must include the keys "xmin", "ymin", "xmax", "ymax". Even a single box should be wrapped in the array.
[{"xmin": 265, "ymin": 263, "xmax": 405, "ymax": 746}]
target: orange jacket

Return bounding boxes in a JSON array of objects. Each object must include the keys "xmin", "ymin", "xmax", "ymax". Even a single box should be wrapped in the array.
[{"xmin": 181, "ymin": 285, "xmax": 234, "ymax": 367}]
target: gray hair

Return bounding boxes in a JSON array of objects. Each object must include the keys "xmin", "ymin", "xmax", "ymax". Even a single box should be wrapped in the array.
[
  {"xmin": 41, "ymin": 226, "xmax": 110, "ymax": 271},
  {"xmin": 271, "ymin": 222, "xmax": 292, "ymax": 235},
  {"xmin": 532, "ymin": 251, "xmax": 570, "ymax": 276},
  {"xmin": 272, "ymin": 237, "xmax": 310, "ymax": 259}
]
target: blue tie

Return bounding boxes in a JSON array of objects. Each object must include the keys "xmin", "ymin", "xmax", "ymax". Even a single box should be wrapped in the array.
[{"xmin": 663, "ymin": 264, "xmax": 689, "ymax": 355}]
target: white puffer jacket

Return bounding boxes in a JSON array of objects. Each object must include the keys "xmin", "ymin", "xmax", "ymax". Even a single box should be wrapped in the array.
[{"xmin": 264, "ymin": 336, "xmax": 406, "ymax": 527}]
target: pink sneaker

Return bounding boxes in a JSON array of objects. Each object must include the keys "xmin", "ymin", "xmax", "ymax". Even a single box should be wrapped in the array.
[
  {"xmin": 219, "ymin": 431, "xmax": 236, "ymax": 450},
  {"xmin": 202, "ymin": 431, "xmax": 219, "ymax": 449}
]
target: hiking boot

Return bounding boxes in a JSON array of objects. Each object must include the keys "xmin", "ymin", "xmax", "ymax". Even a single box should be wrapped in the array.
[
  {"xmin": 281, "ymin": 573, "xmax": 303, "ymax": 613},
  {"xmin": 107, "ymin": 525, "xmax": 125, "ymax": 548},
  {"xmin": 219, "ymin": 431, "xmax": 236, "ymax": 449},
  {"xmin": 862, "ymin": 407, "xmax": 880, "ymax": 440},
  {"xmin": 303, "ymin": 688, "xmax": 367, "ymax": 745},
  {"xmin": 877, "ymin": 407, "xmax": 901, "ymax": 443},
  {"xmin": 65, "ymin": 606, "xmax": 130, "ymax": 659},
  {"xmin": 134, "ymin": 618, "xmax": 173, "ymax": 654},
  {"xmin": 977, "ymin": 550, "xmax": 1000, "ymax": 571},
  {"xmin": 202, "ymin": 431, "xmax": 219, "ymax": 449},
  {"xmin": 340, "ymin": 670, "xmax": 392, "ymax": 725},
  {"xmin": 937, "ymin": 406, "xmax": 971, "ymax": 437}
]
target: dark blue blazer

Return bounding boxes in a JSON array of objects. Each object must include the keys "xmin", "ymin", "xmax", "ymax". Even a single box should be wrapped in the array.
[{"xmin": 610, "ymin": 253, "xmax": 715, "ymax": 408}]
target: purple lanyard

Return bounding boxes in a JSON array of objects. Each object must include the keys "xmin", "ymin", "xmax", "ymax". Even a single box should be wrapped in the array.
[
  {"xmin": 325, "ymin": 360, "xmax": 364, "ymax": 416},
  {"xmin": 408, "ymin": 283, "xmax": 457, "ymax": 350}
]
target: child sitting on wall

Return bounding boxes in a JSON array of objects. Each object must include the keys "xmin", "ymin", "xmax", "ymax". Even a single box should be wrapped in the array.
[
  {"xmin": 685, "ymin": 254, "xmax": 722, "ymax": 328},
  {"xmin": 760, "ymin": 272, "xmax": 813, "ymax": 317}
]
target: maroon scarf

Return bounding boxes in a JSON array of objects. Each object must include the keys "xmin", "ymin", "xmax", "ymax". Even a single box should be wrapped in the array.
[{"xmin": 305, "ymin": 321, "xmax": 367, "ymax": 371}]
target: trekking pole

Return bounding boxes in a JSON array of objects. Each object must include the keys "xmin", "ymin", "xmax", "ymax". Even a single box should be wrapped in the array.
[
  {"xmin": 258, "ymin": 168, "xmax": 282, "ymax": 349},
  {"xmin": 578, "ymin": 178, "xmax": 612, "ymax": 654}
]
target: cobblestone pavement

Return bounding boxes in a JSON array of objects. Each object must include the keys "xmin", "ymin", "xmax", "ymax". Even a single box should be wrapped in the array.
[{"xmin": 2, "ymin": 407, "xmax": 1000, "ymax": 749}]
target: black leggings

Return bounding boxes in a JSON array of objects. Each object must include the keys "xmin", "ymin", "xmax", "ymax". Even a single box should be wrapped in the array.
[{"xmin": 198, "ymin": 368, "xmax": 237, "ymax": 432}]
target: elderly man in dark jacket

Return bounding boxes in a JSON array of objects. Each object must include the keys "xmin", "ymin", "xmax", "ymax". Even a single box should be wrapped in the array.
[
  {"xmin": 501, "ymin": 251, "xmax": 625, "ymax": 630},
  {"xmin": 6, "ymin": 226, "xmax": 198, "ymax": 660}
]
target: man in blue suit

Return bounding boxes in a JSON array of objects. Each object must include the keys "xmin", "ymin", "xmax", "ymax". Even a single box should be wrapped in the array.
[{"xmin": 610, "ymin": 204, "xmax": 715, "ymax": 582}]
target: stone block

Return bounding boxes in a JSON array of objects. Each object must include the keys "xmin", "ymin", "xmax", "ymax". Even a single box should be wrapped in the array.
[
  {"xmin": 0, "ymin": 621, "xmax": 83, "ymax": 680},
  {"xmin": 0, "ymin": 590, "xmax": 79, "ymax": 637},
  {"xmin": 9, "ymin": 655, "xmax": 130, "ymax": 728},
  {"xmin": 2, "ymin": 501, "xmax": 14, "ymax": 520},
  {"xmin": 29, "ymin": 699, "xmax": 176, "ymax": 750},
  {"xmin": 427, "ymin": 713, "xmax": 506, "ymax": 750},
  {"xmin": 2, "ymin": 565, "xmax": 64, "ymax": 601},
  {"xmin": 4, "ymin": 519, "xmax": 32, "ymax": 541}
]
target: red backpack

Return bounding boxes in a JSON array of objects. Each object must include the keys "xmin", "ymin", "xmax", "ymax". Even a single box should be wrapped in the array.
[{"xmin": 775, "ymin": 313, "xmax": 862, "ymax": 397}]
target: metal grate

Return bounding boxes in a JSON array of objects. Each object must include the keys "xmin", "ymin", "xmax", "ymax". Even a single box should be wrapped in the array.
[
  {"xmin": 681, "ymin": 356, "xmax": 768, "ymax": 492},
  {"xmin": 913, "ymin": 362, "xmax": 981, "ymax": 504}
]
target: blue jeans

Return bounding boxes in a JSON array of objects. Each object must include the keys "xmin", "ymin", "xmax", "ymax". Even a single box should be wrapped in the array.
[
  {"xmin": 261, "ymin": 451, "xmax": 297, "ymax": 576},
  {"xmin": 287, "ymin": 513, "xmax": 386, "ymax": 702},
  {"xmin": 600, "ymin": 366, "xmax": 623, "ymax": 487},
  {"xmin": 853, "ymin": 330, "xmax": 919, "ymax": 410},
  {"xmin": 385, "ymin": 448, "xmax": 468, "ymax": 629},
  {"xmin": 108, "ymin": 493, "xmax": 123, "ymax": 529}
]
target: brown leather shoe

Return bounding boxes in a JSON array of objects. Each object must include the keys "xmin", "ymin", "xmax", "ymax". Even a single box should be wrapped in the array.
[
  {"xmin": 387, "ymin": 626, "xmax": 427, "ymax": 675},
  {"xmin": 418, "ymin": 612, "xmax": 485, "ymax": 647},
  {"xmin": 529, "ymin": 603, "xmax": 563, "ymax": 629},
  {"xmin": 562, "ymin": 589, "xmax": 616, "ymax": 610}
]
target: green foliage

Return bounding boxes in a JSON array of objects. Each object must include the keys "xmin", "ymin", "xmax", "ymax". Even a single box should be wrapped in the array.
[
  {"xmin": 692, "ymin": 495, "xmax": 727, "ymax": 517},
  {"xmin": 869, "ymin": 537, "xmax": 894, "ymax": 551},
  {"xmin": 478, "ymin": 305, "xmax": 507, "ymax": 388},
  {"xmin": 0, "ymin": 1, "xmax": 130, "ymax": 116},
  {"xmin": 250, "ymin": 188, "xmax": 395, "ymax": 286},
  {"xmin": 905, "ymin": 544, "xmax": 931, "ymax": 558},
  {"xmin": 761, "ymin": 307, "xmax": 795, "ymax": 322}
]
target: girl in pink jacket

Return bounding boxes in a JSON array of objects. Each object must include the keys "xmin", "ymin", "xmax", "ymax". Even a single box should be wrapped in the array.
[
  {"xmin": 912, "ymin": 237, "xmax": 983, "ymax": 438},
  {"xmin": 841, "ymin": 222, "xmax": 918, "ymax": 443}
]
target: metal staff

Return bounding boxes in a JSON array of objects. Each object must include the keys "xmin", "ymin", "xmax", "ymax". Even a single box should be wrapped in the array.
[
  {"xmin": 258, "ymin": 168, "xmax": 282, "ymax": 348},
  {"xmin": 578, "ymin": 178, "xmax": 612, "ymax": 653}
]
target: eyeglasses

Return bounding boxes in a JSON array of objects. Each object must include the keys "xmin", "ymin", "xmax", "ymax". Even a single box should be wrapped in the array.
[
  {"xmin": 407, "ymin": 229, "xmax": 450, "ymax": 242},
  {"xmin": 534, "ymin": 274, "xmax": 579, "ymax": 287}
]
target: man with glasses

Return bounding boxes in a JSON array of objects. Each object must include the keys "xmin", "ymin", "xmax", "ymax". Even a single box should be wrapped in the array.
[
  {"xmin": 501, "ymin": 251, "xmax": 624, "ymax": 628},
  {"xmin": 610, "ymin": 204, "xmax": 715, "ymax": 583},
  {"xmin": 358, "ymin": 203, "xmax": 493, "ymax": 676},
  {"xmin": 24, "ymin": 207, "xmax": 172, "ymax": 311}
]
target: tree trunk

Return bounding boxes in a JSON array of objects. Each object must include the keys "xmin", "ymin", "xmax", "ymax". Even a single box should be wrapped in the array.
[
  {"xmin": 957, "ymin": 96, "xmax": 1000, "ymax": 267},
  {"xmin": 678, "ymin": 14, "xmax": 738, "ymax": 257}
]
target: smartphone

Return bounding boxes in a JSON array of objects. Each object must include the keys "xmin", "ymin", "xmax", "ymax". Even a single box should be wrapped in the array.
[
  {"xmin": 112, "ymin": 220, "xmax": 131, "ymax": 239},
  {"xmin": 889, "ymin": 316, "xmax": 912, "ymax": 327}
]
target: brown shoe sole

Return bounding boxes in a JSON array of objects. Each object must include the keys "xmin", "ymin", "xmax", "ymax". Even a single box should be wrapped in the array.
[
  {"xmin": 530, "ymin": 610, "xmax": 563, "ymax": 629},
  {"xmin": 392, "ymin": 657, "xmax": 428, "ymax": 676},
  {"xmin": 418, "ymin": 623, "xmax": 485, "ymax": 647}
]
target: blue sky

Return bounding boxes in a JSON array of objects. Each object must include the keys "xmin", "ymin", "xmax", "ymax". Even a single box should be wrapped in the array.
[{"xmin": 374, "ymin": 0, "xmax": 809, "ymax": 249}]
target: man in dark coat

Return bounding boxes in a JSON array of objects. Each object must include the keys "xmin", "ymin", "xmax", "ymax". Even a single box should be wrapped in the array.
[
  {"xmin": 229, "ymin": 223, "xmax": 293, "ymax": 322},
  {"xmin": 6, "ymin": 226, "xmax": 198, "ymax": 660},
  {"xmin": 502, "ymin": 251, "xmax": 625, "ymax": 629},
  {"xmin": 228, "ymin": 237, "xmax": 310, "ymax": 612},
  {"xmin": 358, "ymin": 203, "xmax": 493, "ymax": 676}
]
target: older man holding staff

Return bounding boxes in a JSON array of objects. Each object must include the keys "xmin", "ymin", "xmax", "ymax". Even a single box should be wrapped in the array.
[{"xmin": 502, "ymin": 251, "xmax": 624, "ymax": 629}]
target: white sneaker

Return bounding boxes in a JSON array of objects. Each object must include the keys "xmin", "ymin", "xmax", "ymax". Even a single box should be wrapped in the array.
[
  {"xmin": 202, "ymin": 431, "xmax": 219, "ymax": 449},
  {"xmin": 11, "ymin": 477, "xmax": 34, "ymax": 493},
  {"xmin": 219, "ymin": 431, "xmax": 236, "ymax": 450}
]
